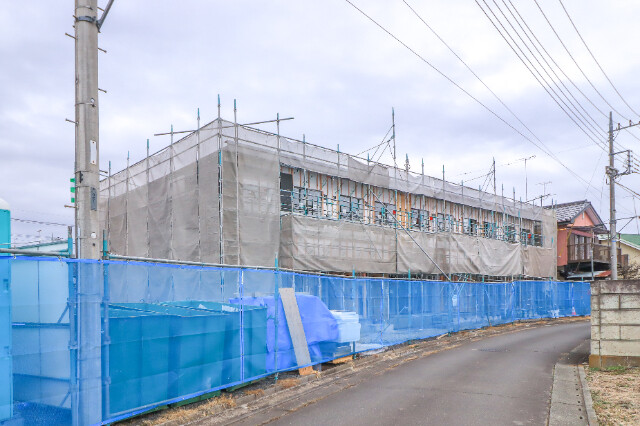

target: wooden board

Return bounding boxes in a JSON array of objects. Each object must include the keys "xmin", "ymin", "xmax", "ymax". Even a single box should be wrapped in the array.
[
  {"xmin": 298, "ymin": 366, "xmax": 315, "ymax": 376},
  {"xmin": 328, "ymin": 356, "xmax": 353, "ymax": 365},
  {"xmin": 279, "ymin": 288, "xmax": 312, "ymax": 370}
]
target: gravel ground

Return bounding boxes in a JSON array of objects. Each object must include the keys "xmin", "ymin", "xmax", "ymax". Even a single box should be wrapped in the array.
[{"xmin": 587, "ymin": 366, "xmax": 640, "ymax": 426}]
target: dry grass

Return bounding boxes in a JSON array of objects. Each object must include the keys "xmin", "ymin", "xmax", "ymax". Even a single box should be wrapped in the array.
[
  {"xmin": 277, "ymin": 378, "xmax": 300, "ymax": 389},
  {"xmin": 244, "ymin": 389, "xmax": 265, "ymax": 397},
  {"xmin": 587, "ymin": 366, "xmax": 640, "ymax": 426},
  {"xmin": 131, "ymin": 394, "xmax": 237, "ymax": 426}
]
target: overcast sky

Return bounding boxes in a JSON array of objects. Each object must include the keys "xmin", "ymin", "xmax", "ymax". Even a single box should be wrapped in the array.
[{"xmin": 2, "ymin": 0, "xmax": 640, "ymax": 245}]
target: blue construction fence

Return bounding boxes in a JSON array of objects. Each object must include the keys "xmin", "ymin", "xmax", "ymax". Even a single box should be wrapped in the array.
[{"xmin": 0, "ymin": 256, "xmax": 591, "ymax": 425}]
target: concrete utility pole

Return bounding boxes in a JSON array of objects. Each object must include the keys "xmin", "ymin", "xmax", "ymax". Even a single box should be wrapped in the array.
[
  {"xmin": 73, "ymin": 3, "xmax": 115, "ymax": 423},
  {"xmin": 608, "ymin": 112, "xmax": 618, "ymax": 280},
  {"xmin": 74, "ymin": 0, "xmax": 114, "ymax": 259},
  {"xmin": 606, "ymin": 112, "xmax": 639, "ymax": 280},
  {"xmin": 74, "ymin": 0, "xmax": 100, "ymax": 259}
]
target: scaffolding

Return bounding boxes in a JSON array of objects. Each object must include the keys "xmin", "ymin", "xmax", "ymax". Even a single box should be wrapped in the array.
[{"xmin": 100, "ymin": 110, "xmax": 557, "ymax": 280}]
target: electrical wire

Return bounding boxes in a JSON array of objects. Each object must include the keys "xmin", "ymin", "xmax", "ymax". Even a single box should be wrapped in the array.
[
  {"xmin": 524, "ymin": 0, "xmax": 640, "ymax": 145},
  {"xmin": 11, "ymin": 217, "xmax": 72, "ymax": 227},
  {"xmin": 494, "ymin": 1, "xmax": 638, "ymax": 154},
  {"xmin": 557, "ymin": 0, "xmax": 640, "ymax": 118},
  {"xmin": 501, "ymin": 0, "xmax": 637, "ymax": 150},
  {"xmin": 401, "ymin": 0, "xmax": 618, "ymax": 181},
  {"xmin": 499, "ymin": 0, "xmax": 607, "ymax": 137},
  {"xmin": 477, "ymin": 0, "xmax": 608, "ymax": 152},
  {"xmin": 401, "ymin": 0, "xmax": 542, "ymax": 146},
  {"xmin": 343, "ymin": 0, "xmax": 637, "ymax": 209},
  {"xmin": 532, "ymin": 0, "xmax": 629, "ymax": 122},
  {"xmin": 506, "ymin": 0, "xmax": 638, "ymax": 148}
]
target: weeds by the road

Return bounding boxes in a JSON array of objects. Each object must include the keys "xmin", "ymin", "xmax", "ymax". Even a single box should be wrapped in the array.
[
  {"xmin": 277, "ymin": 378, "xmax": 300, "ymax": 389},
  {"xmin": 587, "ymin": 366, "xmax": 640, "ymax": 426}
]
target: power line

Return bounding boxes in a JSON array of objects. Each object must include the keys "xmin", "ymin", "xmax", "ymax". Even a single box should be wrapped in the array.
[
  {"xmin": 11, "ymin": 217, "xmax": 73, "ymax": 227},
  {"xmin": 532, "ymin": 0, "xmax": 629, "ymax": 122},
  {"xmin": 342, "ymin": 0, "xmax": 609, "ymax": 203},
  {"xmin": 507, "ymin": 1, "xmax": 605, "ymax": 116},
  {"xmin": 501, "ymin": 0, "xmax": 637, "ymax": 150},
  {"xmin": 451, "ymin": 156, "xmax": 537, "ymax": 179},
  {"xmin": 477, "ymin": 0, "xmax": 608, "ymax": 152},
  {"xmin": 401, "ymin": 0, "xmax": 622, "ymax": 196},
  {"xmin": 504, "ymin": 0, "xmax": 640, "ymax": 146},
  {"xmin": 401, "ymin": 0, "xmax": 540, "ymax": 144},
  {"xmin": 498, "ymin": 0, "xmax": 606, "ymax": 137},
  {"xmin": 557, "ymin": 0, "xmax": 640, "ymax": 118}
]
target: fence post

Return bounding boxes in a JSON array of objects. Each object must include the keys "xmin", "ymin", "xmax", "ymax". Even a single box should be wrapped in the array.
[
  {"xmin": 101, "ymin": 258, "xmax": 110, "ymax": 418},
  {"xmin": 274, "ymin": 257, "xmax": 279, "ymax": 376},
  {"xmin": 239, "ymin": 268, "xmax": 244, "ymax": 382},
  {"xmin": 67, "ymin": 260, "xmax": 79, "ymax": 425},
  {"xmin": 76, "ymin": 261, "xmax": 103, "ymax": 425}
]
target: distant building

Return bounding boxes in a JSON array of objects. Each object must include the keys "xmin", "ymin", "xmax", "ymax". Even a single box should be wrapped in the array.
[
  {"xmin": 17, "ymin": 240, "xmax": 69, "ymax": 255},
  {"xmin": 547, "ymin": 200, "xmax": 622, "ymax": 280}
]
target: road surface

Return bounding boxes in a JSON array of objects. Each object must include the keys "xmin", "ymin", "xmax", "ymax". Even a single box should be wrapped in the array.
[{"xmin": 245, "ymin": 321, "xmax": 590, "ymax": 426}]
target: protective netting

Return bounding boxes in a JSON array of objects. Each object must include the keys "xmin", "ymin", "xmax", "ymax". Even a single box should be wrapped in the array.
[
  {"xmin": 100, "ymin": 118, "xmax": 557, "ymax": 278},
  {"xmin": 1, "ymin": 256, "xmax": 589, "ymax": 425}
]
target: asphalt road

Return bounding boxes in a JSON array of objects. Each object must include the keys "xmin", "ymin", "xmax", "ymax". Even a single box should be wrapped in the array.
[{"xmin": 269, "ymin": 321, "xmax": 590, "ymax": 426}]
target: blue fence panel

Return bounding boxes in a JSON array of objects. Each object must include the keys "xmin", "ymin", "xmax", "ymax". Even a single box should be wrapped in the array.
[{"xmin": 0, "ymin": 257, "xmax": 592, "ymax": 425}]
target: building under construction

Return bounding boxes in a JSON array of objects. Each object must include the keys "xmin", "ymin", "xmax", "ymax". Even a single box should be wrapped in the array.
[{"xmin": 99, "ymin": 116, "xmax": 557, "ymax": 280}]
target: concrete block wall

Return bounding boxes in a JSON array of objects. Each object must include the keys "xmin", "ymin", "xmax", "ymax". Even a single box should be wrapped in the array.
[{"xmin": 590, "ymin": 280, "xmax": 640, "ymax": 368}]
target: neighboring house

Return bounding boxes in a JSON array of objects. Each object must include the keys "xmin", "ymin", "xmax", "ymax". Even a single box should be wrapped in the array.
[
  {"xmin": 619, "ymin": 234, "xmax": 640, "ymax": 267},
  {"xmin": 547, "ymin": 200, "xmax": 620, "ymax": 280}
]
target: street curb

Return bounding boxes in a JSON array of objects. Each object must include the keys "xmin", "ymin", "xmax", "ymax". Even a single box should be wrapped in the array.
[
  {"xmin": 578, "ymin": 365, "xmax": 599, "ymax": 426},
  {"xmin": 548, "ymin": 363, "xmax": 587, "ymax": 426}
]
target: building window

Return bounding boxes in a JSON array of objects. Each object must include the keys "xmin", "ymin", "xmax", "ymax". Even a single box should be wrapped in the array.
[
  {"xmin": 339, "ymin": 195, "xmax": 363, "ymax": 221},
  {"xmin": 482, "ymin": 221, "xmax": 491, "ymax": 238},
  {"xmin": 375, "ymin": 201, "xmax": 394, "ymax": 226},
  {"xmin": 280, "ymin": 172, "xmax": 293, "ymax": 212},
  {"xmin": 504, "ymin": 224, "xmax": 516, "ymax": 243},
  {"xmin": 533, "ymin": 222, "xmax": 542, "ymax": 246},
  {"xmin": 411, "ymin": 209, "xmax": 429, "ymax": 230},
  {"xmin": 465, "ymin": 219, "xmax": 478, "ymax": 235},
  {"xmin": 293, "ymin": 187, "xmax": 322, "ymax": 216}
]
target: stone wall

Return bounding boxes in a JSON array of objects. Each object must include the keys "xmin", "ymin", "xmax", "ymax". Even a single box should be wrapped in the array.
[{"xmin": 590, "ymin": 280, "xmax": 640, "ymax": 368}]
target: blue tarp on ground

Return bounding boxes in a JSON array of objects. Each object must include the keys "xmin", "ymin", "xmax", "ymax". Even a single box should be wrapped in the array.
[{"xmin": 230, "ymin": 294, "xmax": 339, "ymax": 370}]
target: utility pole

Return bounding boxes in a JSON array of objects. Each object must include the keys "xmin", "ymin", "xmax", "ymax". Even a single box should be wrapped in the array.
[
  {"xmin": 74, "ymin": 0, "xmax": 100, "ymax": 259},
  {"xmin": 605, "ymin": 111, "xmax": 639, "ymax": 280},
  {"xmin": 74, "ymin": 0, "xmax": 114, "ymax": 260},
  {"xmin": 608, "ymin": 111, "xmax": 618, "ymax": 280},
  {"xmin": 73, "ymin": 2, "xmax": 114, "ymax": 425}
]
